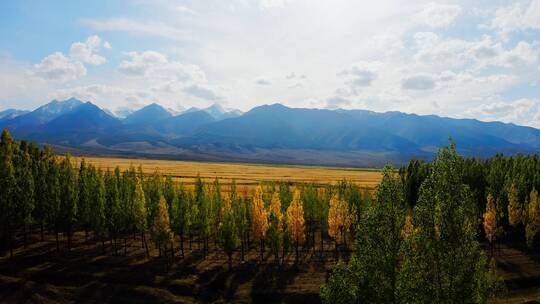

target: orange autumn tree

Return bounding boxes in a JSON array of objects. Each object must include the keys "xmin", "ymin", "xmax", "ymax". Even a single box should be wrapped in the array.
[
  {"xmin": 152, "ymin": 196, "xmax": 173, "ymax": 260},
  {"xmin": 251, "ymin": 185, "xmax": 268, "ymax": 261},
  {"xmin": 287, "ymin": 189, "xmax": 305, "ymax": 262},
  {"xmin": 328, "ymin": 194, "xmax": 348, "ymax": 254},
  {"xmin": 483, "ymin": 193, "xmax": 497, "ymax": 253}
]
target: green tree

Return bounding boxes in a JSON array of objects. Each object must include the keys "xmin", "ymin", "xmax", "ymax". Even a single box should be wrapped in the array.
[
  {"xmin": 16, "ymin": 151, "xmax": 34, "ymax": 248},
  {"xmin": 133, "ymin": 176, "xmax": 149, "ymax": 257},
  {"xmin": 526, "ymin": 188, "xmax": 540, "ymax": 248},
  {"xmin": 220, "ymin": 194, "xmax": 239, "ymax": 270},
  {"xmin": 321, "ymin": 165, "xmax": 406, "ymax": 303},
  {"xmin": 508, "ymin": 182, "xmax": 523, "ymax": 228},
  {"xmin": 398, "ymin": 144, "xmax": 500, "ymax": 303},
  {"xmin": 59, "ymin": 155, "xmax": 78, "ymax": 251},
  {"xmin": 0, "ymin": 129, "xmax": 18, "ymax": 257}
]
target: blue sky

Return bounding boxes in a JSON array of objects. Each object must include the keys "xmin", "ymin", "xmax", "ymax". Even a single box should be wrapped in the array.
[{"xmin": 1, "ymin": 0, "xmax": 540, "ymax": 127}]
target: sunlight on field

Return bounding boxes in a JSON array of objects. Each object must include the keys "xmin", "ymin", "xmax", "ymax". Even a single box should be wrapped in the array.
[{"xmin": 72, "ymin": 156, "xmax": 382, "ymax": 190}]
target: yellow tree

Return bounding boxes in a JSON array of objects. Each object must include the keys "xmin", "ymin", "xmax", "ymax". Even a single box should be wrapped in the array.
[
  {"xmin": 328, "ymin": 194, "xmax": 347, "ymax": 255},
  {"xmin": 483, "ymin": 193, "xmax": 497, "ymax": 253},
  {"xmin": 152, "ymin": 196, "xmax": 173, "ymax": 260},
  {"xmin": 287, "ymin": 189, "xmax": 305, "ymax": 262},
  {"xmin": 508, "ymin": 183, "xmax": 523, "ymax": 228},
  {"xmin": 526, "ymin": 188, "xmax": 540, "ymax": 248},
  {"xmin": 220, "ymin": 194, "xmax": 239, "ymax": 270},
  {"xmin": 267, "ymin": 192, "xmax": 284, "ymax": 263},
  {"xmin": 251, "ymin": 185, "xmax": 268, "ymax": 261}
]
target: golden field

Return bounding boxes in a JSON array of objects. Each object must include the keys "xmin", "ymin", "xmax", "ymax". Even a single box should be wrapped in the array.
[{"xmin": 72, "ymin": 156, "xmax": 382, "ymax": 191}]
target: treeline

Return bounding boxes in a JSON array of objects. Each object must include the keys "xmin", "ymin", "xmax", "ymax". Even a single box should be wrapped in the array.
[
  {"xmin": 399, "ymin": 150, "xmax": 540, "ymax": 249},
  {"xmin": 0, "ymin": 129, "xmax": 366, "ymax": 268}
]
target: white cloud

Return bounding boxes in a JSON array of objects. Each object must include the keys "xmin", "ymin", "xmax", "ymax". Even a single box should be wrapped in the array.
[
  {"xmin": 183, "ymin": 84, "xmax": 222, "ymax": 100},
  {"xmin": 103, "ymin": 41, "xmax": 112, "ymax": 49},
  {"xmin": 69, "ymin": 35, "xmax": 107, "ymax": 65},
  {"xmin": 416, "ymin": 2, "xmax": 461, "ymax": 28},
  {"xmin": 118, "ymin": 51, "xmax": 206, "ymax": 82},
  {"xmin": 34, "ymin": 52, "xmax": 86, "ymax": 82},
  {"xmin": 81, "ymin": 18, "xmax": 187, "ymax": 40},
  {"xmin": 401, "ymin": 74, "xmax": 436, "ymax": 90},
  {"xmin": 466, "ymin": 98, "xmax": 540, "ymax": 126},
  {"xmin": 491, "ymin": 0, "xmax": 540, "ymax": 39},
  {"xmin": 259, "ymin": 0, "xmax": 289, "ymax": 10}
]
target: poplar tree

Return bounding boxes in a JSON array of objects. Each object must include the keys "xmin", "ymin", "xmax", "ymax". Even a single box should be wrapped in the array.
[
  {"xmin": 0, "ymin": 129, "xmax": 17, "ymax": 257},
  {"xmin": 328, "ymin": 194, "xmax": 347, "ymax": 256},
  {"xmin": 322, "ymin": 165, "xmax": 406, "ymax": 303},
  {"xmin": 133, "ymin": 176, "xmax": 149, "ymax": 256},
  {"xmin": 171, "ymin": 183, "xmax": 191, "ymax": 259},
  {"xmin": 526, "ymin": 188, "xmax": 540, "ymax": 248},
  {"xmin": 398, "ymin": 144, "xmax": 497, "ymax": 303},
  {"xmin": 233, "ymin": 183, "xmax": 249, "ymax": 261},
  {"xmin": 287, "ymin": 189, "xmax": 305, "ymax": 263},
  {"xmin": 59, "ymin": 155, "xmax": 78, "ymax": 251},
  {"xmin": 91, "ymin": 168, "xmax": 107, "ymax": 252},
  {"xmin": 152, "ymin": 196, "xmax": 172, "ymax": 259},
  {"xmin": 17, "ymin": 151, "xmax": 34, "ymax": 248},
  {"xmin": 251, "ymin": 185, "xmax": 268, "ymax": 261},
  {"xmin": 77, "ymin": 159, "xmax": 92, "ymax": 241},
  {"xmin": 484, "ymin": 193, "xmax": 497, "ymax": 251},
  {"xmin": 267, "ymin": 192, "xmax": 284, "ymax": 263},
  {"xmin": 220, "ymin": 194, "xmax": 239, "ymax": 270},
  {"xmin": 105, "ymin": 169, "xmax": 121, "ymax": 254},
  {"xmin": 507, "ymin": 182, "xmax": 523, "ymax": 228}
]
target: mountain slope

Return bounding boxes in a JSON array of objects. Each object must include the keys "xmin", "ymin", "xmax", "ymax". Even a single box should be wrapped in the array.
[
  {"xmin": 123, "ymin": 103, "xmax": 173, "ymax": 125},
  {"xmin": 0, "ymin": 98, "xmax": 84, "ymax": 134}
]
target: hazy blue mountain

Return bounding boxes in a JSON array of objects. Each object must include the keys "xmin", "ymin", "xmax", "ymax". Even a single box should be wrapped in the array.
[
  {"xmin": 4, "ymin": 99, "xmax": 540, "ymax": 166},
  {"xmin": 154, "ymin": 110, "xmax": 216, "ymax": 136},
  {"xmin": 178, "ymin": 104, "xmax": 419, "ymax": 152},
  {"xmin": 123, "ymin": 103, "xmax": 173, "ymax": 125},
  {"xmin": 0, "ymin": 98, "xmax": 84, "ymax": 134},
  {"xmin": 25, "ymin": 102, "xmax": 121, "ymax": 145},
  {"xmin": 0, "ymin": 109, "xmax": 29, "ymax": 121}
]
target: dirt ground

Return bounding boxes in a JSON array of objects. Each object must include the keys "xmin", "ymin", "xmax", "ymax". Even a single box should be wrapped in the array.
[{"xmin": 1, "ymin": 233, "xmax": 540, "ymax": 303}]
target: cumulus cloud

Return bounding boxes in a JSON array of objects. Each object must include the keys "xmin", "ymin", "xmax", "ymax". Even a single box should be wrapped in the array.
[
  {"xmin": 467, "ymin": 98, "xmax": 540, "ymax": 126},
  {"xmin": 69, "ymin": 35, "xmax": 107, "ymax": 65},
  {"xmin": 183, "ymin": 84, "xmax": 222, "ymax": 100},
  {"xmin": 325, "ymin": 96, "xmax": 352, "ymax": 109},
  {"xmin": 34, "ymin": 52, "xmax": 86, "ymax": 82},
  {"xmin": 491, "ymin": 0, "xmax": 540, "ymax": 39},
  {"xmin": 416, "ymin": 2, "xmax": 462, "ymax": 28},
  {"xmin": 118, "ymin": 51, "xmax": 206, "ymax": 82},
  {"xmin": 401, "ymin": 74, "xmax": 436, "ymax": 90},
  {"xmin": 33, "ymin": 35, "xmax": 109, "ymax": 82}
]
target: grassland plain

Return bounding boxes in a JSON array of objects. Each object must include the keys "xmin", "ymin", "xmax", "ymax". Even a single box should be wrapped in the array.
[{"xmin": 71, "ymin": 156, "xmax": 383, "ymax": 192}]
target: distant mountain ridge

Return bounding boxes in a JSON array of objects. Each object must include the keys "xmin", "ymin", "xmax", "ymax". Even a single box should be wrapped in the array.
[{"xmin": 2, "ymin": 98, "xmax": 540, "ymax": 167}]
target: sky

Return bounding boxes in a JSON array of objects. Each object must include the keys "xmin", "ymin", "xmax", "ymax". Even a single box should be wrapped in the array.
[{"xmin": 0, "ymin": 0, "xmax": 540, "ymax": 126}]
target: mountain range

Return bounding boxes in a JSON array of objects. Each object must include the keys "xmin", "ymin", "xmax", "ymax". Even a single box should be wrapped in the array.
[{"xmin": 1, "ymin": 98, "xmax": 539, "ymax": 167}]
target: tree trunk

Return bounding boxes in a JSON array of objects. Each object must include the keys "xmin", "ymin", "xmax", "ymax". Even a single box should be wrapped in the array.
[
  {"xmin": 141, "ymin": 232, "xmax": 145, "ymax": 248},
  {"xmin": 320, "ymin": 229, "xmax": 324, "ymax": 259},
  {"xmin": 124, "ymin": 237, "xmax": 127, "ymax": 256},
  {"xmin": 241, "ymin": 237, "xmax": 245, "ymax": 261},
  {"xmin": 260, "ymin": 239, "xmax": 264, "ymax": 262},
  {"xmin": 56, "ymin": 231, "xmax": 59, "ymax": 252},
  {"xmin": 180, "ymin": 235, "xmax": 185, "ymax": 259},
  {"xmin": 228, "ymin": 253, "xmax": 232, "ymax": 271},
  {"xmin": 23, "ymin": 224, "xmax": 27, "ymax": 248},
  {"xmin": 295, "ymin": 239, "xmax": 299, "ymax": 263},
  {"xmin": 40, "ymin": 221, "xmax": 44, "ymax": 242}
]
